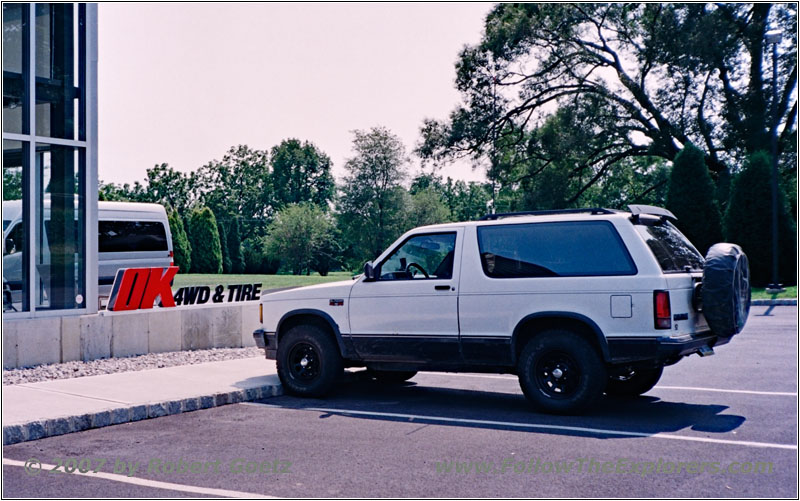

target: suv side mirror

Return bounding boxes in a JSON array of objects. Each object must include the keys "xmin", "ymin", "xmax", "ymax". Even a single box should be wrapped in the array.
[
  {"xmin": 4, "ymin": 238, "xmax": 14, "ymax": 256},
  {"xmin": 363, "ymin": 261, "xmax": 377, "ymax": 281}
]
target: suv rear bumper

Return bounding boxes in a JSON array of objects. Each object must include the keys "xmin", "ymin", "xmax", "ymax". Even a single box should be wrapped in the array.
[
  {"xmin": 607, "ymin": 331, "xmax": 717, "ymax": 365},
  {"xmin": 253, "ymin": 329, "xmax": 277, "ymax": 359}
]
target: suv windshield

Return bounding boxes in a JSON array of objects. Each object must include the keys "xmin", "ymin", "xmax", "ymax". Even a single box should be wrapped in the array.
[{"xmin": 635, "ymin": 221, "xmax": 704, "ymax": 273}]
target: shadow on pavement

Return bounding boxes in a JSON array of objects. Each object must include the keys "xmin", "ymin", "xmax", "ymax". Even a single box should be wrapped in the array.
[{"xmin": 254, "ymin": 373, "xmax": 746, "ymax": 441}]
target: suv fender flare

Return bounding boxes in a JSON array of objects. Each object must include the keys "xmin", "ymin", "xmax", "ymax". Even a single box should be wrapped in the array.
[
  {"xmin": 276, "ymin": 309, "xmax": 356, "ymax": 359},
  {"xmin": 511, "ymin": 312, "xmax": 611, "ymax": 363}
]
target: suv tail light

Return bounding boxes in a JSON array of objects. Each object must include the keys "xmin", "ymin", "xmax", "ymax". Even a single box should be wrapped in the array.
[
  {"xmin": 169, "ymin": 250, "xmax": 174, "ymax": 266},
  {"xmin": 654, "ymin": 290, "xmax": 671, "ymax": 329}
]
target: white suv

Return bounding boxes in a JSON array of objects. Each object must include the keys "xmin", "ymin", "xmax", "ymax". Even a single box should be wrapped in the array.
[{"xmin": 254, "ymin": 205, "xmax": 750, "ymax": 414}]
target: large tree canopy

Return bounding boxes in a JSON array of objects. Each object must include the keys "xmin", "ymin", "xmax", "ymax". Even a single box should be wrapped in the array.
[
  {"xmin": 419, "ymin": 3, "xmax": 797, "ymax": 195},
  {"xmin": 270, "ymin": 139, "xmax": 335, "ymax": 210}
]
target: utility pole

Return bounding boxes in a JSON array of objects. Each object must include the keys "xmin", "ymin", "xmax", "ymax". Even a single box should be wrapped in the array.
[
  {"xmin": 490, "ymin": 61, "xmax": 499, "ymax": 215},
  {"xmin": 765, "ymin": 30, "xmax": 784, "ymax": 293}
]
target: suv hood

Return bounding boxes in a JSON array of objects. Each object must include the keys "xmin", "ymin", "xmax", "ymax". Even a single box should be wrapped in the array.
[{"xmin": 261, "ymin": 279, "xmax": 356, "ymax": 302}]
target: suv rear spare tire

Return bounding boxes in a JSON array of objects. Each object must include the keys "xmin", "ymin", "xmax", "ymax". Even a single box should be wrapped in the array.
[
  {"xmin": 517, "ymin": 330, "xmax": 607, "ymax": 415},
  {"xmin": 702, "ymin": 243, "xmax": 751, "ymax": 338},
  {"xmin": 277, "ymin": 324, "xmax": 343, "ymax": 397}
]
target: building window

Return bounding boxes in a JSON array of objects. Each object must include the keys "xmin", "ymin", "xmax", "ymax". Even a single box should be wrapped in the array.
[
  {"xmin": 3, "ymin": 3, "xmax": 29, "ymax": 135},
  {"xmin": 3, "ymin": 3, "xmax": 94, "ymax": 315},
  {"xmin": 3, "ymin": 139, "xmax": 29, "ymax": 312},
  {"xmin": 35, "ymin": 143, "xmax": 85, "ymax": 310}
]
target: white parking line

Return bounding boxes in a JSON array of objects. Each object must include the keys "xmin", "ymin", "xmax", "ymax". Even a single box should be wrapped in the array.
[
  {"xmin": 418, "ymin": 372, "xmax": 798, "ymax": 396},
  {"xmin": 2, "ymin": 458, "xmax": 274, "ymax": 499},
  {"xmin": 654, "ymin": 386, "xmax": 797, "ymax": 397},
  {"xmin": 283, "ymin": 406, "xmax": 796, "ymax": 451}
]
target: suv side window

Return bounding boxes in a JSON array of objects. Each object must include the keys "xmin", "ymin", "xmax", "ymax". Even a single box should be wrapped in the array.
[
  {"xmin": 477, "ymin": 221, "xmax": 636, "ymax": 278},
  {"xmin": 379, "ymin": 232, "xmax": 456, "ymax": 281}
]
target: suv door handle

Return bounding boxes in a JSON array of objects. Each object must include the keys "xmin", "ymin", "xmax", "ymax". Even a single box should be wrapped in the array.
[{"xmin": 434, "ymin": 285, "xmax": 451, "ymax": 291}]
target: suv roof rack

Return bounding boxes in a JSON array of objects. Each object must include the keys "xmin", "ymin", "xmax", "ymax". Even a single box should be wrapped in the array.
[
  {"xmin": 627, "ymin": 204, "xmax": 677, "ymax": 222},
  {"xmin": 479, "ymin": 208, "xmax": 617, "ymax": 221}
]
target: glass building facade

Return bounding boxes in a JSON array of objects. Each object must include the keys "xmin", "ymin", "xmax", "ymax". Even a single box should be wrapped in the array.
[{"xmin": 3, "ymin": 3, "xmax": 97, "ymax": 316}]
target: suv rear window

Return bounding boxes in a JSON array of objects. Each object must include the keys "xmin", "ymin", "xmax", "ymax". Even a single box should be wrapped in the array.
[
  {"xmin": 477, "ymin": 221, "xmax": 637, "ymax": 278},
  {"xmin": 634, "ymin": 221, "xmax": 704, "ymax": 273},
  {"xmin": 99, "ymin": 221, "xmax": 168, "ymax": 252}
]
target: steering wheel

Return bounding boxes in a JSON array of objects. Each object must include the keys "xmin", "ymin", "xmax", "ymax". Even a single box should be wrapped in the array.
[{"xmin": 405, "ymin": 262, "xmax": 429, "ymax": 278}]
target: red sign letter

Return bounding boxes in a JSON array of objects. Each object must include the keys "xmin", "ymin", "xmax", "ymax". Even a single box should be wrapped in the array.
[
  {"xmin": 107, "ymin": 268, "xmax": 152, "ymax": 311},
  {"xmin": 139, "ymin": 266, "xmax": 179, "ymax": 309}
]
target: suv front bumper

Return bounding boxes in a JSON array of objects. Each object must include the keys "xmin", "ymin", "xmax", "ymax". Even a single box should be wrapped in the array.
[
  {"xmin": 253, "ymin": 329, "xmax": 277, "ymax": 359},
  {"xmin": 607, "ymin": 331, "xmax": 718, "ymax": 365}
]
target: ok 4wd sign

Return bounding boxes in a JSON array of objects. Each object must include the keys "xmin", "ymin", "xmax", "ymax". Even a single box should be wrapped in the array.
[
  {"xmin": 108, "ymin": 267, "xmax": 179, "ymax": 311},
  {"xmin": 107, "ymin": 267, "xmax": 261, "ymax": 311}
]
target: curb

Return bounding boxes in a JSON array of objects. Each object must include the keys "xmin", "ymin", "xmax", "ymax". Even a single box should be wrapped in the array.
[
  {"xmin": 2, "ymin": 382, "xmax": 282, "ymax": 446},
  {"xmin": 752, "ymin": 299, "xmax": 797, "ymax": 306}
]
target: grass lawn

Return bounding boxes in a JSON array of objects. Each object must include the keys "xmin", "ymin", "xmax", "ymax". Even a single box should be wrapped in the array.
[
  {"xmin": 173, "ymin": 271, "xmax": 353, "ymax": 290},
  {"xmin": 751, "ymin": 285, "xmax": 797, "ymax": 300}
]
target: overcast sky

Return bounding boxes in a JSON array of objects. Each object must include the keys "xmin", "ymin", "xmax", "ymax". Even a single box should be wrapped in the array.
[{"xmin": 98, "ymin": 3, "xmax": 493, "ymax": 186}]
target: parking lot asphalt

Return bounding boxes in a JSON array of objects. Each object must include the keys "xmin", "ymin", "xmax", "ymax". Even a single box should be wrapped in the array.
[{"xmin": 3, "ymin": 306, "xmax": 797, "ymax": 498}]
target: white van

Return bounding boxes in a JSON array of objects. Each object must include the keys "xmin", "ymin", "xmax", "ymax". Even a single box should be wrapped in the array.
[{"xmin": 3, "ymin": 200, "xmax": 174, "ymax": 307}]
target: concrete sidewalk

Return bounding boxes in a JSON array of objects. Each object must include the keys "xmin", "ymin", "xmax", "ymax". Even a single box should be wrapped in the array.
[{"xmin": 2, "ymin": 357, "xmax": 281, "ymax": 446}]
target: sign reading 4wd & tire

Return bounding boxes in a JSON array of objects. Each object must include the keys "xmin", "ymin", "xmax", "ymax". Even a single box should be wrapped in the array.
[{"xmin": 107, "ymin": 267, "xmax": 262, "ymax": 311}]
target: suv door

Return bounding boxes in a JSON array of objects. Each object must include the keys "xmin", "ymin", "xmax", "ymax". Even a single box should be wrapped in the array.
[{"xmin": 348, "ymin": 229, "xmax": 463, "ymax": 363}]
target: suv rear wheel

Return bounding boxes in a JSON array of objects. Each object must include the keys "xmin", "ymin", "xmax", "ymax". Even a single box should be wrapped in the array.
[
  {"xmin": 605, "ymin": 366, "xmax": 663, "ymax": 397},
  {"xmin": 277, "ymin": 324, "xmax": 342, "ymax": 397},
  {"xmin": 517, "ymin": 330, "xmax": 606, "ymax": 414}
]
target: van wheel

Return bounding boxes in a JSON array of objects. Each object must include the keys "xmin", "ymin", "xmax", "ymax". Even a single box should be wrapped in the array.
[
  {"xmin": 605, "ymin": 367, "xmax": 663, "ymax": 397},
  {"xmin": 367, "ymin": 370, "xmax": 417, "ymax": 383},
  {"xmin": 517, "ymin": 330, "xmax": 606, "ymax": 415},
  {"xmin": 277, "ymin": 324, "xmax": 342, "ymax": 397}
]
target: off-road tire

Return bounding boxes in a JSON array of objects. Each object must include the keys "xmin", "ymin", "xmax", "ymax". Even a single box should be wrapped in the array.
[
  {"xmin": 517, "ymin": 330, "xmax": 607, "ymax": 415},
  {"xmin": 276, "ymin": 324, "xmax": 342, "ymax": 397},
  {"xmin": 702, "ymin": 243, "xmax": 750, "ymax": 338}
]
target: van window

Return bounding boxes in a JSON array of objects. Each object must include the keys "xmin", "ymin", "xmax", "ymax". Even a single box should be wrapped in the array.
[
  {"xmin": 477, "ymin": 221, "xmax": 637, "ymax": 278},
  {"xmin": 99, "ymin": 220, "xmax": 168, "ymax": 252}
]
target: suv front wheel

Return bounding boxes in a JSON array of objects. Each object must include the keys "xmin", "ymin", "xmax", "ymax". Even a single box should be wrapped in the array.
[
  {"xmin": 517, "ymin": 330, "xmax": 607, "ymax": 414},
  {"xmin": 277, "ymin": 324, "xmax": 343, "ymax": 397}
]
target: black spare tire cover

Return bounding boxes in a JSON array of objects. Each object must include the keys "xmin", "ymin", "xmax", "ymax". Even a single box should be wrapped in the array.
[{"xmin": 702, "ymin": 243, "xmax": 751, "ymax": 338}]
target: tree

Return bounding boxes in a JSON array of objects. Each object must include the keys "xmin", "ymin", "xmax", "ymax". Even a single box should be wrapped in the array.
[
  {"xmin": 724, "ymin": 151, "xmax": 796, "ymax": 286},
  {"xmin": 666, "ymin": 144, "xmax": 723, "ymax": 255},
  {"xmin": 98, "ymin": 180, "xmax": 147, "ymax": 202},
  {"xmin": 187, "ymin": 207, "xmax": 223, "ymax": 274},
  {"xmin": 270, "ymin": 139, "xmax": 335, "ymax": 210},
  {"xmin": 410, "ymin": 173, "xmax": 491, "ymax": 221},
  {"xmin": 139, "ymin": 163, "xmax": 195, "ymax": 215},
  {"xmin": 3, "ymin": 168, "xmax": 22, "ymax": 201},
  {"xmin": 195, "ymin": 145, "xmax": 272, "ymax": 240},
  {"xmin": 419, "ymin": 4, "xmax": 797, "ymax": 196},
  {"xmin": 579, "ymin": 157, "xmax": 670, "ymax": 210},
  {"xmin": 338, "ymin": 127, "xmax": 410, "ymax": 262},
  {"xmin": 265, "ymin": 204, "xmax": 338, "ymax": 275},
  {"xmin": 168, "ymin": 210, "xmax": 192, "ymax": 273},
  {"xmin": 407, "ymin": 188, "xmax": 451, "ymax": 228},
  {"xmin": 242, "ymin": 236, "xmax": 281, "ymax": 274}
]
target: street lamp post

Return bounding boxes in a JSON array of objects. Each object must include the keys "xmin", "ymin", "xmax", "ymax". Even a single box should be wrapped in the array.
[{"xmin": 765, "ymin": 30, "xmax": 784, "ymax": 294}]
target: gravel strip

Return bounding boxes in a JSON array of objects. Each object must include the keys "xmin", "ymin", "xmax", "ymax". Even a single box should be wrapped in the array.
[{"xmin": 3, "ymin": 347, "xmax": 264, "ymax": 386}]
